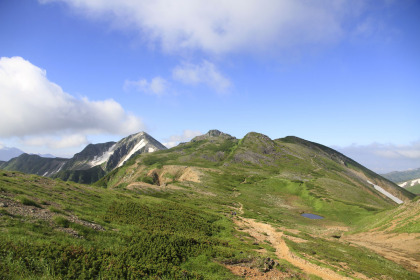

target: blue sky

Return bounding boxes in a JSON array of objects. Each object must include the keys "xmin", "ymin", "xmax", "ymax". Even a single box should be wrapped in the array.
[{"xmin": 0, "ymin": 0, "xmax": 419, "ymax": 173}]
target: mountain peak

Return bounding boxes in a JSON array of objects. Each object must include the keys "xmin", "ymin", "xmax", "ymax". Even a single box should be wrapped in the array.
[{"xmin": 192, "ymin": 130, "xmax": 235, "ymax": 142}]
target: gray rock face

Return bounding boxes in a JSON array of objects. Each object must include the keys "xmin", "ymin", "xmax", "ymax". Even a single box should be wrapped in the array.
[
  {"xmin": 192, "ymin": 130, "xmax": 236, "ymax": 142},
  {"xmin": 106, "ymin": 132, "xmax": 167, "ymax": 171},
  {"xmin": 61, "ymin": 142, "xmax": 116, "ymax": 171}
]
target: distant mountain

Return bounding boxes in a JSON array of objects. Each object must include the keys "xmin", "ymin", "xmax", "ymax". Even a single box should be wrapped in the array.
[
  {"xmin": 0, "ymin": 154, "xmax": 68, "ymax": 176},
  {"xmin": 382, "ymin": 167, "xmax": 420, "ymax": 183},
  {"xmin": 398, "ymin": 178, "xmax": 420, "ymax": 194},
  {"xmin": 34, "ymin": 153, "xmax": 56, "ymax": 158},
  {"xmin": 0, "ymin": 132, "xmax": 166, "ymax": 184},
  {"xmin": 0, "ymin": 146, "xmax": 24, "ymax": 161}
]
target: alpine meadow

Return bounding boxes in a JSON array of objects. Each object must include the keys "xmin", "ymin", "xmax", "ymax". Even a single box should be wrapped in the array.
[
  {"xmin": 1, "ymin": 0, "xmax": 419, "ymax": 279},
  {"xmin": 1, "ymin": 130, "xmax": 419, "ymax": 279}
]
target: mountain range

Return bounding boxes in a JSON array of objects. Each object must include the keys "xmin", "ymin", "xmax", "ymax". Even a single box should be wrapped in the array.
[
  {"xmin": 382, "ymin": 167, "xmax": 420, "ymax": 183},
  {"xmin": 0, "ymin": 146, "xmax": 24, "ymax": 161},
  {"xmin": 98, "ymin": 129, "xmax": 414, "ymax": 205},
  {"xmin": 0, "ymin": 129, "xmax": 418, "ymax": 279},
  {"xmin": 0, "ymin": 132, "xmax": 167, "ymax": 184}
]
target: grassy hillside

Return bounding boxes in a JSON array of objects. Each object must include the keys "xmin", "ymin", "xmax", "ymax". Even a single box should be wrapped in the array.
[
  {"xmin": 406, "ymin": 184, "xmax": 420, "ymax": 194},
  {"xmin": 1, "ymin": 131, "xmax": 418, "ymax": 279},
  {"xmin": 0, "ymin": 171, "xmax": 262, "ymax": 279}
]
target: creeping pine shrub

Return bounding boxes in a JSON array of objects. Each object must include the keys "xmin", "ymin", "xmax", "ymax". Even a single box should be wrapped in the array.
[
  {"xmin": 18, "ymin": 196, "xmax": 41, "ymax": 208},
  {"xmin": 137, "ymin": 176, "xmax": 154, "ymax": 184},
  {"xmin": 54, "ymin": 216, "xmax": 70, "ymax": 228}
]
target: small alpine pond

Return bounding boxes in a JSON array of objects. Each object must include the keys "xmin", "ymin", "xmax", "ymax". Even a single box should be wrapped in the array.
[{"xmin": 301, "ymin": 213, "xmax": 324, "ymax": 219}]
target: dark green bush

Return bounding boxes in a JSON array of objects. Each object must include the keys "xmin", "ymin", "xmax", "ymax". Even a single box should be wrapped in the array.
[
  {"xmin": 54, "ymin": 216, "xmax": 70, "ymax": 228},
  {"xmin": 18, "ymin": 196, "xmax": 41, "ymax": 208}
]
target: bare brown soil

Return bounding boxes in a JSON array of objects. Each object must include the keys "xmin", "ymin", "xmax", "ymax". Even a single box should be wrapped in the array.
[
  {"xmin": 343, "ymin": 200, "xmax": 420, "ymax": 273},
  {"xmin": 229, "ymin": 202, "xmax": 363, "ymax": 280},
  {"xmin": 225, "ymin": 263, "xmax": 295, "ymax": 279},
  {"xmin": 343, "ymin": 232, "xmax": 420, "ymax": 273},
  {"xmin": 236, "ymin": 217, "xmax": 355, "ymax": 280}
]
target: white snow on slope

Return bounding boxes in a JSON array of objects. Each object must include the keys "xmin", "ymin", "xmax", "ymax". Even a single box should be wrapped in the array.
[
  {"xmin": 117, "ymin": 139, "xmax": 146, "ymax": 168},
  {"xmin": 367, "ymin": 180, "xmax": 403, "ymax": 204},
  {"xmin": 56, "ymin": 161, "xmax": 66, "ymax": 173},
  {"xmin": 410, "ymin": 179, "xmax": 420, "ymax": 186},
  {"xmin": 399, "ymin": 182, "xmax": 407, "ymax": 187},
  {"xmin": 89, "ymin": 144, "xmax": 117, "ymax": 167},
  {"xmin": 398, "ymin": 178, "xmax": 420, "ymax": 188}
]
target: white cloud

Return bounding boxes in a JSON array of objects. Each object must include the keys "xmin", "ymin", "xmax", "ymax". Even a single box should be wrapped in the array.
[
  {"xmin": 163, "ymin": 130, "xmax": 202, "ymax": 148},
  {"xmin": 39, "ymin": 0, "xmax": 371, "ymax": 55},
  {"xmin": 124, "ymin": 76, "xmax": 168, "ymax": 95},
  {"xmin": 173, "ymin": 60, "xmax": 231, "ymax": 92},
  {"xmin": 22, "ymin": 134, "xmax": 89, "ymax": 149},
  {"xmin": 0, "ymin": 56, "xmax": 144, "ymax": 139},
  {"xmin": 335, "ymin": 141, "xmax": 420, "ymax": 173}
]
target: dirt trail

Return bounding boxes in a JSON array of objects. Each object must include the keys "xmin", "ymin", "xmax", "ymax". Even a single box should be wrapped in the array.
[
  {"xmin": 235, "ymin": 203, "xmax": 356, "ymax": 280},
  {"xmin": 237, "ymin": 217, "xmax": 353, "ymax": 280}
]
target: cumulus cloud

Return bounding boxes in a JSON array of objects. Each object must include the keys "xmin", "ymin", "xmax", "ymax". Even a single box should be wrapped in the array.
[
  {"xmin": 39, "ymin": 0, "xmax": 371, "ymax": 54},
  {"xmin": 0, "ymin": 56, "xmax": 143, "ymax": 143},
  {"xmin": 335, "ymin": 141, "xmax": 420, "ymax": 173},
  {"xmin": 124, "ymin": 76, "xmax": 168, "ymax": 95},
  {"xmin": 173, "ymin": 61, "xmax": 231, "ymax": 92},
  {"xmin": 163, "ymin": 130, "xmax": 202, "ymax": 148},
  {"xmin": 22, "ymin": 134, "xmax": 89, "ymax": 149}
]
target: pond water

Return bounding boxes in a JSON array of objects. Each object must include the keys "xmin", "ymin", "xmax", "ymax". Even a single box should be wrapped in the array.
[{"xmin": 301, "ymin": 213, "xmax": 324, "ymax": 219}]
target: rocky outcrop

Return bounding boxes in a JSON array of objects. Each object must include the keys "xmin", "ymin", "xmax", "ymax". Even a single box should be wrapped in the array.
[{"xmin": 192, "ymin": 130, "xmax": 236, "ymax": 142}]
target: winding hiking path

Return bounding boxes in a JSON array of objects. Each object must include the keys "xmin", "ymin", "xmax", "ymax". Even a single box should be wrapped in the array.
[{"xmin": 235, "ymin": 203, "xmax": 357, "ymax": 280}]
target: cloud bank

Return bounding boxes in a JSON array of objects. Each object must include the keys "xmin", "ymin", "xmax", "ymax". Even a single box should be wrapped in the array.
[
  {"xmin": 336, "ymin": 141, "xmax": 420, "ymax": 173},
  {"xmin": 40, "ymin": 0, "xmax": 369, "ymax": 55},
  {"xmin": 0, "ymin": 56, "xmax": 143, "ymax": 148}
]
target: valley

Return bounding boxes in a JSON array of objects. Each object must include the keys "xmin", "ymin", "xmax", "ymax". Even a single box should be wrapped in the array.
[{"xmin": 0, "ymin": 130, "xmax": 418, "ymax": 279}]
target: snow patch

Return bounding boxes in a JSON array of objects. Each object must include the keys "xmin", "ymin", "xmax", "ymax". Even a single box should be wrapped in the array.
[
  {"xmin": 398, "ymin": 182, "xmax": 407, "ymax": 187},
  {"xmin": 410, "ymin": 179, "xmax": 420, "ymax": 186},
  {"xmin": 43, "ymin": 171, "xmax": 49, "ymax": 176},
  {"xmin": 367, "ymin": 180, "xmax": 403, "ymax": 204},
  {"xmin": 90, "ymin": 144, "xmax": 116, "ymax": 167},
  {"xmin": 117, "ymin": 139, "xmax": 146, "ymax": 168},
  {"xmin": 148, "ymin": 147, "xmax": 155, "ymax": 153},
  {"xmin": 57, "ymin": 161, "xmax": 66, "ymax": 172}
]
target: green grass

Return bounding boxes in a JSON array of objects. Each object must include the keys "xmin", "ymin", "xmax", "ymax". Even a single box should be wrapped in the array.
[
  {"xmin": 53, "ymin": 216, "xmax": 71, "ymax": 228},
  {"xmin": 17, "ymin": 196, "xmax": 41, "ymax": 208},
  {"xmin": 0, "ymin": 132, "xmax": 417, "ymax": 279},
  {"xmin": 0, "ymin": 171, "xmax": 258, "ymax": 279},
  {"xmin": 406, "ymin": 184, "xmax": 420, "ymax": 194},
  {"xmin": 286, "ymin": 234, "xmax": 419, "ymax": 280}
]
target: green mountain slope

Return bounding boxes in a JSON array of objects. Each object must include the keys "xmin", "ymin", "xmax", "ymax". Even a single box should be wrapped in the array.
[
  {"xmin": 0, "ymin": 153, "xmax": 68, "ymax": 176},
  {"xmin": 1, "ymin": 130, "xmax": 418, "ymax": 279}
]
